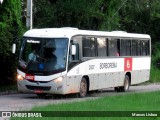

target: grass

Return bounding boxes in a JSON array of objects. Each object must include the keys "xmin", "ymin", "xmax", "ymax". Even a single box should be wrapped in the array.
[{"xmin": 11, "ymin": 91, "xmax": 160, "ymax": 120}]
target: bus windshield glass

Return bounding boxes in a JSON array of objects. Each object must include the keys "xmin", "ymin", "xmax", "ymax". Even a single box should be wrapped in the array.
[{"xmin": 19, "ymin": 37, "xmax": 68, "ymax": 75}]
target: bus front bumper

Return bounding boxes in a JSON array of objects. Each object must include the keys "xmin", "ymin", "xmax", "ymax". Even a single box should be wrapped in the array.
[{"xmin": 17, "ymin": 79, "xmax": 65, "ymax": 95}]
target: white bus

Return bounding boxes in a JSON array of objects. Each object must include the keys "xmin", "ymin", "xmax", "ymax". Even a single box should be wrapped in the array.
[{"xmin": 13, "ymin": 28, "xmax": 151, "ymax": 97}]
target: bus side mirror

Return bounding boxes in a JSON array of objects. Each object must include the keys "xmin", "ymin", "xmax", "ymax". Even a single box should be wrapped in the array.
[
  {"xmin": 12, "ymin": 44, "xmax": 16, "ymax": 54},
  {"xmin": 71, "ymin": 45, "xmax": 76, "ymax": 55}
]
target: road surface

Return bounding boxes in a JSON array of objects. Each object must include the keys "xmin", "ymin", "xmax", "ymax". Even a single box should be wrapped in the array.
[{"xmin": 0, "ymin": 83, "xmax": 160, "ymax": 111}]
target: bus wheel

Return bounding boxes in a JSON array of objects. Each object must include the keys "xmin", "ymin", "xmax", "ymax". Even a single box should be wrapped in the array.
[
  {"xmin": 122, "ymin": 75, "xmax": 130, "ymax": 92},
  {"xmin": 79, "ymin": 77, "xmax": 88, "ymax": 98}
]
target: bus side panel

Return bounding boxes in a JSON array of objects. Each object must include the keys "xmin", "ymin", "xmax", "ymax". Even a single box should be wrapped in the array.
[
  {"xmin": 66, "ymin": 57, "xmax": 150, "ymax": 93},
  {"xmin": 119, "ymin": 72, "xmax": 126, "ymax": 86},
  {"xmin": 65, "ymin": 75, "xmax": 82, "ymax": 94},
  {"xmin": 137, "ymin": 69, "xmax": 150, "ymax": 84},
  {"xmin": 132, "ymin": 57, "xmax": 151, "ymax": 84},
  {"xmin": 87, "ymin": 74, "xmax": 98, "ymax": 91},
  {"xmin": 130, "ymin": 71, "xmax": 138, "ymax": 84},
  {"xmin": 89, "ymin": 72, "xmax": 121, "ymax": 90},
  {"xmin": 96, "ymin": 73, "xmax": 107, "ymax": 89},
  {"xmin": 66, "ymin": 58, "xmax": 124, "ymax": 92},
  {"xmin": 94, "ymin": 73, "xmax": 107, "ymax": 90}
]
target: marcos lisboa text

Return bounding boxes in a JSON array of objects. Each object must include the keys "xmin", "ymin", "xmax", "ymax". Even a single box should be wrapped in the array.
[{"xmin": 132, "ymin": 112, "xmax": 158, "ymax": 117}]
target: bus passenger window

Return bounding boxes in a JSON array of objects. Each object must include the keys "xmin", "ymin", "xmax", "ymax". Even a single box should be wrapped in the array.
[
  {"xmin": 83, "ymin": 37, "xmax": 96, "ymax": 57},
  {"xmin": 131, "ymin": 40, "xmax": 137, "ymax": 56},
  {"xmin": 97, "ymin": 38, "xmax": 107, "ymax": 57},
  {"xmin": 141, "ymin": 40, "xmax": 150, "ymax": 56},
  {"xmin": 108, "ymin": 38, "xmax": 119, "ymax": 57},
  {"xmin": 132, "ymin": 39, "xmax": 141, "ymax": 56},
  {"xmin": 146, "ymin": 40, "xmax": 150, "ymax": 56},
  {"xmin": 137, "ymin": 40, "xmax": 141, "ymax": 56},
  {"xmin": 121, "ymin": 39, "xmax": 131, "ymax": 56}
]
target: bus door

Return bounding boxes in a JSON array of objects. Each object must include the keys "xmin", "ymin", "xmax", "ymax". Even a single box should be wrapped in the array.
[{"xmin": 66, "ymin": 40, "xmax": 80, "ymax": 93}]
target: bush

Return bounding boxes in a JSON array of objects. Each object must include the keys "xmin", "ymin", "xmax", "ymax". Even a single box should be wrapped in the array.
[
  {"xmin": 151, "ymin": 42, "xmax": 160, "ymax": 68},
  {"xmin": 149, "ymin": 42, "xmax": 160, "ymax": 82},
  {"xmin": 0, "ymin": 0, "xmax": 24, "ymax": 86}
]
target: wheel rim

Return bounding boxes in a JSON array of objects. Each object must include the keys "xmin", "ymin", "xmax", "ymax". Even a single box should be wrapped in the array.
[{"xmin": 80, "ymin": 79, "xmax": 87, "ymax": 97}]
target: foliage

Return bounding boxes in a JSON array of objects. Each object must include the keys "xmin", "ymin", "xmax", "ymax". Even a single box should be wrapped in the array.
[
  {"xmin": 151, "ymin": 42, "xmax": 160, "ymax": 65},
  {"xmin": 120, "ymin": 0, "xmax": 160, "ymax": 43},
  {"xmin": 0, "ymin": 0, "xmax": 23, "ymax": 86},
  {"xmin": 150, "ymin": 66, "xmax": 160, "ymax": 83},
  {"xmin": 33, "ymin": 0, "xmax": 124, "ymax": 31},
  {"xmin": 150, "ymin": 42, "xmax": 160, "ymax": 82}
]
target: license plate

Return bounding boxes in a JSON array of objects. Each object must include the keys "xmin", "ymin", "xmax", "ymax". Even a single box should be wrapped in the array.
[{"xmin": 34, "ymin": 90, "xmax": 43, "ymax": 93}]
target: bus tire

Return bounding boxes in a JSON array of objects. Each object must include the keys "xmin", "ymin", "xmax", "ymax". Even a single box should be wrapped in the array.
[
  {"xmin": 79, "ymin": 77, "xmax": 88, "ymax": 98},
  {"xmin": 122, "ymin": 75, "xmax": 130, "ymax": 92}
]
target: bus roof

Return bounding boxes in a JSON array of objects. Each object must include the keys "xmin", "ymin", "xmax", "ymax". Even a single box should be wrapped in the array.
[{"xmin": 23, "ymin": 27, "xmax": 151, "ymax": 39}]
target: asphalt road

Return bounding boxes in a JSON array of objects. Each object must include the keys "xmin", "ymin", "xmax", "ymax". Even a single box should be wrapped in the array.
[{"xmin": 0, "ymin": 83, "xmax": 160, "ymax": 111}]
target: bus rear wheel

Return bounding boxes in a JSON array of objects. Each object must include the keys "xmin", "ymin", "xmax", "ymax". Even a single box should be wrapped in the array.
[
  {"xmin": 79, "ymin": 77, "xmax": 88, "ymax": 98},
  {"xmin": 122, "ymin": 75, "xmax": 130, "ymax": 92},
  {"xmin": 115, "ymin": 75, "xmax": 130, "ymax": 92}
]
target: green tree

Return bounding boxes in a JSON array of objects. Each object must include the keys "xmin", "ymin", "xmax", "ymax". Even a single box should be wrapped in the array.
[
  {"xmin": 119, "ymin": 0, "xmax": 160, "ymax": 43},
  {"xmin": 0, "ymin": 0, "xmax": 23, "ymax": 85},
  {"xmin": 32, "ymin": 0, "xmax": 122, "ymax": 31}
]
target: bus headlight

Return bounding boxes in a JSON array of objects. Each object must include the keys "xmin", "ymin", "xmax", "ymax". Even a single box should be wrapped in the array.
[
  {"xmin": 17, "ymin": 74, "xmax": 24, "ymax": 81},
  {"xmin": 53, "ymin": 77, "xmax": 63, "ymax": 83}
]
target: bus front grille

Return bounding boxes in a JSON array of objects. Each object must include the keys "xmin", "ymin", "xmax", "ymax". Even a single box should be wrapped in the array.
[
  {"xmin": 26, "ymin": 85, "xmax": 51, "ymax": 91},
  {"xmin": 27, "ymin": 80, "xmax": 51, "ymax": 83}
]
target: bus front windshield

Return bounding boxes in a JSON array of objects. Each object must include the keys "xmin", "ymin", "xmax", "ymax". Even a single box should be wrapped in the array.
[{"xmin": 19, "ymin": 37, "xmax": 68, "ymax": 75}]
